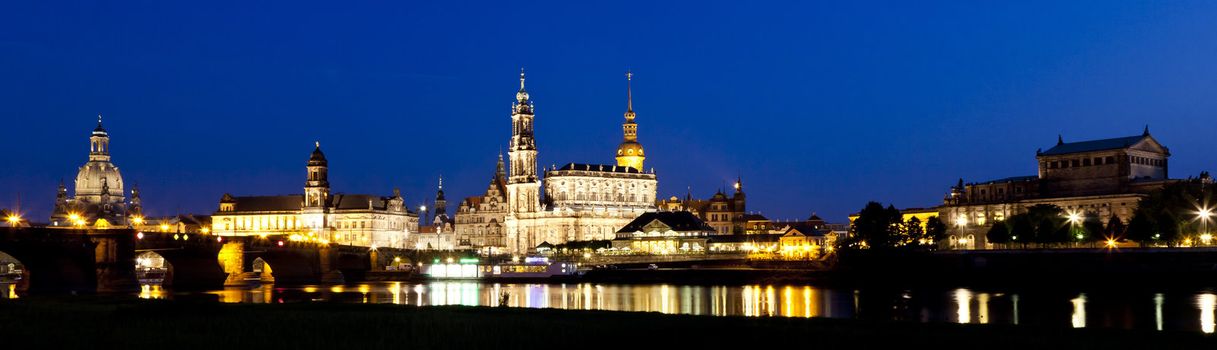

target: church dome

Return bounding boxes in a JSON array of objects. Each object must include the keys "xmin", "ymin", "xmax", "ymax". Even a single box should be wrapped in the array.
[{"xmin": 75, "ymin": 160, "xmax": 124, "ymax": 202}]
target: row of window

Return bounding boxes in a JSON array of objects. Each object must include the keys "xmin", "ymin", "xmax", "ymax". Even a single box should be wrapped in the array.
[{"xmin": 1046, "ymin": 155, "xmax": 1118, "ymax": 169}]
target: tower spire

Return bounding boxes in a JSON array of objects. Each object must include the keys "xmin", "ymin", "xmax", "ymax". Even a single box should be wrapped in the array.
[{"xmin": 626, "ymin": 70, "xmax": 633, "ymax": 114}]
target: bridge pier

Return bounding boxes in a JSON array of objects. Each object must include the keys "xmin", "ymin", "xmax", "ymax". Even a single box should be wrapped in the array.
[
  {"xmin": 91, "ymin": 232, "xmax": 139, "ymax": 293},
  {"xmin": 218, "ymin": 241, "xmax": 247, "ymax": 287},
  {"xmin": 319, "ymin": 245, "xmax": 345, "ymax": 284}
]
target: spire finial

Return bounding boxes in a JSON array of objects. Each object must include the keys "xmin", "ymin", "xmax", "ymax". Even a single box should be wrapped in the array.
[
  {"xmin": 519, "ymin": 68, "xmax": 526, "ymax": 90},
  {"xmin": 438, "ymin": 175, "xmax": 443, "ymax": 190},
  {"xmin": 97, "ymin": 114, "xmax": 102, "ymax": 126},
  {"xmin": 626, "ymin": 70, "xmax": 633, "ymax": 113},
  {"xmin": 1143, "ymin": 124, "xmax": 1150, "ymax": 136},
  {"xmin": 1057, "ymin": 134, "xmax": 1063, "ymax": 145},
  {"xmin": 315, "ymin": 141, "xmax": 320, "ymax": 148}
]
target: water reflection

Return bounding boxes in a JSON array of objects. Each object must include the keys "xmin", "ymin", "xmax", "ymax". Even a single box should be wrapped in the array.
[
  {"xmin": 1071, "ymin": 293, "xmax": 1087, "ymax": 328},
  {"xmin": 1198, "ymin": 293, "xmax": 1215, "ymax": 334},
  {"xmin": 66, "ymin": 282, "xmax": 1217, "ymax": 333}
]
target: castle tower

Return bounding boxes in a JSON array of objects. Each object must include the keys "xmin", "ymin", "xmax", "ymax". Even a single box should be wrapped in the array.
[
  {"xmin": 507, "ymin": 69, "xmax": 541, "ymax": 214},
  {"xmin": 615, "ymin": 71, "xmax": 646, "ymax": 171}
]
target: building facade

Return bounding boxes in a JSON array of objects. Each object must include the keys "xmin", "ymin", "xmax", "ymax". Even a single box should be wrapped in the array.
[
  {"xmin": 50, "ymin": 116, "xmax": 143, "ymax": 228},
  {"xmin": 656, "ymin": 179, "xmax": 750, "ymax": 234},
  {"xmin": 455, "ymin": 70, "xmax": 659, "ymax": 255},
  {"xmin": 939, "ymin": 129, "xmax": 1174, "ymax": 249},
  {"xmin": 211, "ymin": 143, "xmax": 417, "ymax": 248}
]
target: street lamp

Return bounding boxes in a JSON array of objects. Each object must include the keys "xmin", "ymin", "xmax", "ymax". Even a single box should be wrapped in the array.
[
  {"xmin": 5, "ymin": 214, "xmax": 20, "ymax": 227},
  {"xmin": 1198, "ymin": 207, "xmax": 1214, "ymax": 246}
]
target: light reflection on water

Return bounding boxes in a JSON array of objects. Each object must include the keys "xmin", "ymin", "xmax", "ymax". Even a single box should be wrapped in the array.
[{"xmin": 114, "ymin": 282, "xmax": 1217, "ymax": 333}]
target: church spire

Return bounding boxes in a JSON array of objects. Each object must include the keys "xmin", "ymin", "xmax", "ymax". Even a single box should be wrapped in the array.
[
  {"xmin": 626, "ymin": 70, "xmax": 634, "ymax": 115},
  {"xmin": 615, "ymin": 70, "xmax": 645, "ymax": 171}
]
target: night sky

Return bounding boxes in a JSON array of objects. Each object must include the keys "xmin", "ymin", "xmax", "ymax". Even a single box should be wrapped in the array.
[{"xmin": 3, "ymin": 1, "xmax": 1216, "ymax": 223}]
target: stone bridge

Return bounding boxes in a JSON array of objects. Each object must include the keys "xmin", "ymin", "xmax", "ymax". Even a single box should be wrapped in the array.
[{"xmin": 0, "ymin": 227, "xmax": 409, "ymax": 294}]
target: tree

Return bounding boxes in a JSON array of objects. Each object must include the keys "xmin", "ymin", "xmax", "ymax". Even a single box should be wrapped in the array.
[
  {"xmin": 850, "ymin": 202, "xmax": 897, "ymax": 250},
  {"xmin": 1127, "ymin": 210, "xmax": 1157, "ymax": 246},
  {"xmin": 986, "ymin": 220, "xmax": 1011, "ymax": 245},
  {"xmin": 1081, "ymin": 213, "xmax": 1105, "ymax": 244},
  {"xmin": 925, "ymin": 216, "xmax": 947, "ymax": 245},
  {"xmin": 1157, "ymin": 211, "xmax": 1180, "ymax": 246},
  {"xmin": 905, "ymin": 217, "xmax": 924, "ymax": 245},
  {"xmin": 1105, "ymin": 216, "xmax": 1126, "ymax": 241},
  {"xmin": 1008, "ymin": 214, "xmax": 1035, "ymax": 246},
  {"xmin": 1032, "ymin": 218, "xmax": 1061, "ymax": 245}
]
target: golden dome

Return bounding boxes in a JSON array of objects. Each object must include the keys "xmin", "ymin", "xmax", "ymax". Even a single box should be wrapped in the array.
[{"xmin": 616, "ymin": 141, "xmax": 645, "ymax": 156}]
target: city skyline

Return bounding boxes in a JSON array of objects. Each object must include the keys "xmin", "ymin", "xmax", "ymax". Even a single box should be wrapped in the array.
[{"xmin": 4, "ymin": 1, "xmax": 1217, "ymax": 222}]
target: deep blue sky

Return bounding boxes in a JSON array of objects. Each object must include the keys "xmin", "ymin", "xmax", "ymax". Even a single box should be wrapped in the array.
[{"xmin": 3, "ymin": 1, "xmax": 1217, "ymax": 223}]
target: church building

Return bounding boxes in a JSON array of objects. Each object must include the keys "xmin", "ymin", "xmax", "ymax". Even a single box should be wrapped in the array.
[
  {"xmin": 454, "ymin": 70, "xmax": 659, "ymax": 255},
  {"xmin": 50, "ymin": 116, "xmax": 143, "ymax": 228}
]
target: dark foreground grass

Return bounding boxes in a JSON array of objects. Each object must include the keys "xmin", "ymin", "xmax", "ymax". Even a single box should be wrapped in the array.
[{"xmin": 0, "ymin": 297, "xmax": 1212, "ymax": 349}]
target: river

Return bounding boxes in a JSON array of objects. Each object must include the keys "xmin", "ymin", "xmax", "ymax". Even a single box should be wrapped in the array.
[{"xmin": 84, "ymin": 281, "xmax": 1215, "ymax": 333}]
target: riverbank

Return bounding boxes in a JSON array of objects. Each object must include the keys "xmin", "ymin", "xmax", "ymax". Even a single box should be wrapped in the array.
[{"xmin": 0, "ymin": 297, "xmax": 1211, "ymax": 349}]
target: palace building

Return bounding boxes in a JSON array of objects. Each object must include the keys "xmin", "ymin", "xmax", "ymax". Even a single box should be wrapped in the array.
[
  {"xmin": 211, "ymin": 143, "xmax": 417, "ymax": 248},
  {"xmin": 50, "ymin": 116, "xmax": 143, "ymax": 228},
  {"xmin": 938, "ymin": 128, "xmax": 1175, "ymax": 249},
  {"xmin": 454, "ymin": 70, "xmax": 658, "ymax": 255}
]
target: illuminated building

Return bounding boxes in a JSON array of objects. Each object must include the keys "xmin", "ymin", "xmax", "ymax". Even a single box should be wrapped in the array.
[
  {"xmin": 939, "ymin": 128, "xmax": 1176, "ymax": 249},
  {"xmin": 656, "ymin": 178, "xmax": 749, "ymax": 234},
  {"xmin": 456, "ymin": 70, "xmax": 658, "ymax": 254},
  {"xmin": 777, "ymin": 220, "xmax": 837, "ymax": 260},
  {"xmin": 49, "ymin": 116, "xmax": 142, "ymax": 228},
  {"xmin": 211, "ymin": 143, "xmax": 417, "ymax": 248},
  {"xmin": 611, "ymin": 211, "xmax": 714, "ymax": 254}
]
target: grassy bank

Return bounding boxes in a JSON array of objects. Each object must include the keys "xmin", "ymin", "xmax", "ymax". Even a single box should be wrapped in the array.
[{"xmin": 0, "ymin": 297, "xmax": 1212, "ymax": 349}]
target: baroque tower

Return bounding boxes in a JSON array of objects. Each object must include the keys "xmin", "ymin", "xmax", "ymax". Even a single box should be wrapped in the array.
[
  {"xmin": 507, "ymin": 69, "xmax": 541, "ymax": 213},
  {"xmin": 304, "ymin": 142, "xmax": 330, "ymax": 208},
  {"xmin": 615, "ymin": 71, "xmax": 646, "ymax": 171}
]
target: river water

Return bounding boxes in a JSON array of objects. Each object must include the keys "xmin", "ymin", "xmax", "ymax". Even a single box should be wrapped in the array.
[{"xmin": 97, "ymin": 282, "xmax": 1216, "ymax": 333}]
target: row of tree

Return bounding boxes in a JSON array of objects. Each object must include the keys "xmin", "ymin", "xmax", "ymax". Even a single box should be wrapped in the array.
[{"xmin": 840, "ymin": 201, "xmax": 947, "ymax": 251}]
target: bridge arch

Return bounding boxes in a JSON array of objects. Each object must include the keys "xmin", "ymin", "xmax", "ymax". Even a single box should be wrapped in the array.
[
  {"xmin": 0, "ymin": 251, "xmax": 29, "ymax": 297},
  {"xmin": 0, "ymin": 235, "xmax": 98, "ymax": 294}
]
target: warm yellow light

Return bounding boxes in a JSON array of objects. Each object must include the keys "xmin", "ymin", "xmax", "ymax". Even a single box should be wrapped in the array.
[
  {"xmin": 955, "ymin": 215, "xmax": 967, "ymax": 227},
  {"xmin": 1105, "ymin": 239, "xmax": 1117, "ymax": 248},
  {"xmin": 1066, "ymin": 211, "xmax": 1081, "ymax": 225},
  {"xmin": 957, "ymin": 238, "xmax": 969, "ymax": 245},
  {"xmin": 5, "ymin": 215, "xmax": 20, "ymax": 225},
  {"xmin": 394, "ymin": 257, "xmax": 401, "ymax": 263},
  {"xmin": 1202, "ymin": 234, "xmax": 1213, "ymax": 244},
  {"xmin": 131, "ymin": 216, "xmax": 145, "ymax": 225},
  {"xmin": 200, "ymin": 228, "xmax": 210, "ymax": 234},
  {"xmin": 159, "ymin": 224, "xmax": 170, "ymax": 232},
  {"xmin": 68, "ymin": 213, "xmax": 80, "ymax": 221}
]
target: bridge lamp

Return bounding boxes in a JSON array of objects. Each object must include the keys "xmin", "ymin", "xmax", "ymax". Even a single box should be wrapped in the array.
[
  {"xmin": 131, "ymin": 216, "xmax": 145, "ymax": 225},
  {"xmin": 159, "ymin": 224, "xmax": 170, "ymax": 232},
  {"xmin": 5, "ymin": 214, "xmax": 20, "ymax": 226},
  {"xmin": 68, "ymin": 213, "xmax": 80, "ymax": 221},
  {"xmin": 136, "ymin": 232, "xmax": 144, "ymax": 240},
  {"xmin": 1105, "ymin": 239, "xmax": 1117, "ymax": 248}
]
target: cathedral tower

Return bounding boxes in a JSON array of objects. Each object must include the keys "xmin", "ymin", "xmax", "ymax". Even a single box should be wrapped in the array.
[
  {"xmin": 615, "ymin": 71, "xmax": 646, "ymax": 171},
  {"xmin": 507, "ymin": 69, "xmax": 541, "ymax": 213}
]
